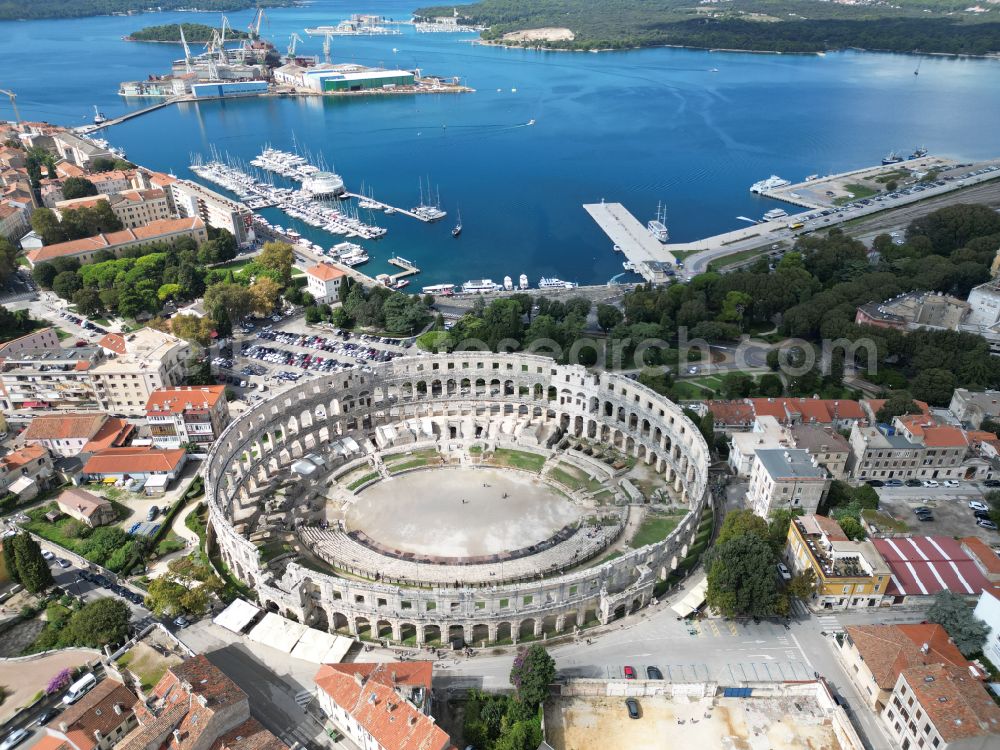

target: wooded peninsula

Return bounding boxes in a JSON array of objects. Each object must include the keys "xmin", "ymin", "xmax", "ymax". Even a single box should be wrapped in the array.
[
  {"xmin": 126, "ymin": 23, "xmax": 249, "ymax": 42},
  {"xmin": 414, "ymin": 0, "xmax": 1000, "ymax": 55}
]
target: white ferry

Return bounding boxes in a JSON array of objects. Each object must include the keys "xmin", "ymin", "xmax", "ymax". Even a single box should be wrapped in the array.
[
  {"xmin": 538, "ymin": 277, "xmax": 578, "ymax": 290},
  {"xmin": 462, "ymin": 279, "xmax": 500, "ymax": 294},
  {"xmin": 518, "ymin": 274, "xmax": 529, "ymax": 290},
  {"xmin": 422, "ymin": 283, "xmax": 456, "ymax": 296},
  {"xmin": 750, "ymin": 175, "xmax": 791, "ymax": 194},
  {"xmin": 762, "ymin": 208, "xmax": 788, "ymax": 221}
]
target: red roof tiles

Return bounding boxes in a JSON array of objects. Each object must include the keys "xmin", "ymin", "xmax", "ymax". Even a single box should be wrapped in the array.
[
  {"xmin": 845, "ymin": 623, "xmax": 974, "ymax": 690},
  {"xmin": 83, "ymin": 447, "xmax": 185, "ymax": 476}
]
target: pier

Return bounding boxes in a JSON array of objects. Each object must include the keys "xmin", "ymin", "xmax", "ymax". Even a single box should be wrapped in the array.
[
  {"xmin": 78, "ymin": 98, "xmax": 180, "ymax": 133},
  {"xmin": 388, "ymin": 256, "xmax": 421, "ymax": 282},
  {"xmin": 583, "ymin": 201, "xmax": 677, "ymax": 284},
  {"xmin": 344, "ymin": 193, "xmax": 435, "ymax": 223}
]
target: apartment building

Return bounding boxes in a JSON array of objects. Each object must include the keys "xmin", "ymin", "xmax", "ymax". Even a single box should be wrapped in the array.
[
  {"xmin": 0, "ymin": 327, "xmax": 61, "ymax": 357},
  {"xmin": 747, "ymin": 448, "xmax": 830, "ymax": 517},
  {"xmin": 838, "ymin": 623, "xmax": 973, "ymax": 713},
  {"xmin": 784, "ymin": 515, "xmax": 890, "ymax": 610},
  {"xmin": 848, "ymin": 417, "xmax": 973, "ymax": 482},
  {"xmin": 0, "ymin": 201, "xmax": 29, "ymax": 241},
  {"xmin": 948, "ymin": 388, "xmax": 1000, "ymax": 428},
  {"xmin": 0, "ymin": 347, "xmax": 104, "ymax": 413},
  {"xmin": 727, "ymin": 416, "xmax": 787, "ymax": 477},
  {"xmin": 314, "ymin": 662, "xmax": 453, "ymax": 750},
  {"xmin": 145, "ymin": 385, "xmax": 230, "ymax": 449},
  {"xmin": 973, "ymin": 587, "xmax": 1000, "ymax": 670},
  {"xmin": 24, "ymin": 217, "xmax": 207, "ymax": 267},
  {"xmin": 0, "ymin": 445, "xmax": 54, "ymax": 497},
  {"xmin": 90, "ymin": 329, "xmax": 190, "ymax": 416},
  {"xmin": 44, "ymin": 678, "xmax": 139, "ymax": 750},
  {"xmin": 881, "ymin": 663, "xmax": 1000, "ymax": 750},
  {"xmin": 168, "ymin": 179, "xmax": 252, "ymax": 244},
  {"xmin": 56, "ymin": 190, "xmax": 172, "ymax": 229},
  {"xmin": 788, "ymin": 424, "xmax": 851, "ymax": 480}
]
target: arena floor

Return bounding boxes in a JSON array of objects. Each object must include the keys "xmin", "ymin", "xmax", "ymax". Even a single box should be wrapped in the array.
[{"xmin": 344, "ymin": 467, "xmax": 582, "ymax": 558}]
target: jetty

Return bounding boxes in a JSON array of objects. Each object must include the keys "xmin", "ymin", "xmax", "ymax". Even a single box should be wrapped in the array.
[
  {"xmin": 343, "ymin": 192, "xmax": 434, "ymax": 223},
  {"xmin": 583, "ymin": 201, "xmax": 677, "ymax": 284},
  {"xmin": 388, "ymin": 256, "xmax": 420, "ymax": 282}
]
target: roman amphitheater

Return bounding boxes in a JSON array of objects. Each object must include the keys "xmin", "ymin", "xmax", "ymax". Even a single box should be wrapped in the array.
[{"xmin": 204, "ymin": 352, "xmax": 714, "ymax": 647}]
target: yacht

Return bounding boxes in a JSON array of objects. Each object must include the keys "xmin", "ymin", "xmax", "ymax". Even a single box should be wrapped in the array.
[
  {"xmin": 538, "ymin": 277, "xmax": 578, "ymax": 290},
  {"xmin": 518, "ymin": 274, "xmax": 529, "ymax": 290},
  {"xmin": 749, "ymin": 175, "xmax": 791, "ymax": 193},
  {"xmin": 92, "ymin": 106, "xmax": 107, "ymax": 125},
  {"xmin": 503, "ymin": 276, "xmax": 513, "ymax": 291},
  {"xmin": 452, "ymin": 208, "xmax": 462, "ymax": 238},
  {"xmin": 647, "ymin": 201, "xmax": 669, "ymax": 243},
  {"xmin": 762, "ymin": 208, "xmax": 788, "ymax": 222},
  {"xmin": 462, "ymin": 279, "xmax": 500, "ymax": 294},
  {"xmin": 882, "ymin": 152, "xmax": 904, "ymax": 165},
  {"xmin": 393, "ymin": 279, "xmax": 410, "ymax": 290}
]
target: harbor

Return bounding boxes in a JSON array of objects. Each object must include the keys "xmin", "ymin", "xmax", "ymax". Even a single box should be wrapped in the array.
[{"xmin": 583, "ymin": 201, "xmax": 678, "ymax": 284}]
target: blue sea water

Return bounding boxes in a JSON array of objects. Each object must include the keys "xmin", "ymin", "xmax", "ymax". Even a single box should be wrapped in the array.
[{"xmin": 2, "ymin": 0, "xmax": 999, "ymax": 286}]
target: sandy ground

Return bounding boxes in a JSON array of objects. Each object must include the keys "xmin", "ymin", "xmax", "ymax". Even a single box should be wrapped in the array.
[
  {"xmin": 502, "ymin": 27, "xmax": 575, "ymax": 42},
  {"xmin": 344, "ymin": 467, "xmax": 580, "ymax": 557},
  {"xmin": 0, "ymin": 649, "xmax": 96, "ymax": 723},
  {"xmin": 543, "ymin": 695, "xmax": 845, "ymax": 750}
]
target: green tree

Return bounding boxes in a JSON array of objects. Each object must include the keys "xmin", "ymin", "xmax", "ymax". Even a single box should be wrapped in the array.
[
  {"xmin": 2, "ymin": 537, "xmax": 21, "ymax": 585},
  {"xmin": 875, "ymin": 392, "xmax": 921, "ymax": 423},
  {"xmin": 257, "ymin": 241, "xmax": 294, "ymax": 284},
  {"xmin": 30, "ymin": 207, "xmax": 68, "ymax": 245},
  {"xmin": 204, "ymin": 282, "xmax": 253, "ymax": 324},
  {"xmin": 63, "ymin": 598, "xmax": 130, "ymax": 648},
  {"xmin": 72, "ymin": 286, "xmax": 102, "ymax": 316},
  {"xmin": 509, "ymin": 644, "xmax": 555, "ymax": 710},
  {"xmin": 838, "ymin": 516, "xmax": 866, "ymax": 541},
  {"xmin": 11, "ymin": 533, "xmax": 54, "ymax": 593},
  {"xmin": 61, "ymin": 177, "xmax": 99, "ymax": 200},
  {"xmin": 757, "ymin": 373, "xmax": 783, "ymax": 397},
  {"xmin": 926, "ymin": 591, "xmax": 989, "ymax": 656},
  {"xmin": 52, "ymin": 270, "xmax": 82, "ymax": 300},
  {"xmin": 715, "ymin": 509, "xmax": 769, "ymax": 547},
  {"xmin": 911, "ymin": 368, "xmax": 958, "ymax": 405},
  {"xmin": 493, "ymin": 720, "xmax": 542, "ymax": 750},
  {"xmin": 706, "ymin": 533, "xmax": 787, "ymax": 619},
  {"xmin": 596, "ymin": 303, "xmax": 623, "ymax": 333},
  {"xmin": 787, "ymin": 569, "xmax": 816, "ymax": 601}
]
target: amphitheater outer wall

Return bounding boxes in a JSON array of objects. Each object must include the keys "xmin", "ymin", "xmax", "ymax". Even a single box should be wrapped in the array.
[{"xmin": 204, "ymin": 352, "xmax": 713, "ymax": 645}]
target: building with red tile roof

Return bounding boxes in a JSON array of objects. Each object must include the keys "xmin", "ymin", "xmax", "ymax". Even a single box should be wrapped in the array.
[
  {"xmin": 305, "ymin": 262, "xmax": 345, "ymax": 304},
  {"xmin": 872, "ymin": 536, "xmax": 992, "ymax": 600},
  {"xmin": 24, "ymin": 217, "xmax": 207, "ymax": 266},
  {"xmin": 708, "ymin": 398, "xmax": 867, "ymax": 432},
  {"xmin": 56, "ymin": 487, "xmax": 117, "ymax": 528},
  {"xmin": 0, "ymin": 444, "xmax": 54, "ymax": 497},
  {"xmin": 882, "ymin": 663, "xmax": 1000, "ymax": 749},
  {"xmin": 146, "ymin": 386, "xmax": 230, "ymax": 450},
  {"xmin": 23, "ymin": 412, "xmax": 132, "ymax": 457},
  {"xmin": 82, "ymin": 447, "xmax": 186, "ymax": 483},
  {"xmin": 706, "ymin": 400, "xmax": 755, "ymax": 430},
  {"xmin": 838, "ymin": 624, "xmax": 977, "ymax": 712},
  {"xmin": 120, "ymin": 655, "xmax": 286, "ymax": 750},
  {"xmin": 960, "ymin": 537, "xmax": 1000, "ymax": 582},
  {"xmin": 45, "ymin": 678, "xmax": 139, "ymax": 750},
  {"xmin": 314, "ymin": 662, "xmax": 454, "ymax": 750}
]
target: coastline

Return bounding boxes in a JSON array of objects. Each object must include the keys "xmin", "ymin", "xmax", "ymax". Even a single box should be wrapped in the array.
[{"xmin": 473, "ymin": 35, "xmax": 1000, "ymax": 60}]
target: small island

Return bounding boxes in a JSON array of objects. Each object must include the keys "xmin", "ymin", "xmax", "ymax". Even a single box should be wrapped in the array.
[
  {"xmin": 126, "ymin": 23, "xmax": 249, "ymax": 43},
  {"xmin": 414, "ymin": 0, "xmax": 1000, "ymax": 56}
]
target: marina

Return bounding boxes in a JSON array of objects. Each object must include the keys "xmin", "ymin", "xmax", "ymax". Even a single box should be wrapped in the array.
[
  {"xmin": 387, "ymin": 255, "xmax": 421, "ymax": 282},
  {"xmin": 189, "ymin": 153, "xmax": 388, "ymax": 240}
]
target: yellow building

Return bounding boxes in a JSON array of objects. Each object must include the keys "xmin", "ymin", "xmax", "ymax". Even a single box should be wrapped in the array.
[{"xmin": 785, "ymin": 515, "xmax": 890, "ymax": 610}]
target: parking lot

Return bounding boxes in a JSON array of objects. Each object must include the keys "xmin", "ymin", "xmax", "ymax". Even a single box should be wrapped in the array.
[
  {"xmin": 874, "ymin": 483, "xmax": 1000, "ymax": 543},
  {"xmin": 213, "ymin": 315, "xmax": 417, "ymax": 405}
]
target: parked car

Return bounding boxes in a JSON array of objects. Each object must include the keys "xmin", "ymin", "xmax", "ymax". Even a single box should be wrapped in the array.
[
  {"xmin": 905, "ymin": 479, "xmax": 922, "ymax": 487},
  {"xmin": 865, "ymin": 480, "xmax": 884, "ymax": 487},
  {"xmin": 975, "ymin": 511, "xmax": 991, "ymax": 521},
  {"xmin": 943, "ymin": 480, "xmax": 960, "ymax": 488},
  {"xmin": 917, "ymin": 513, "xmax": 935, "ymax": 522},
  {"xmin": 923, "ymin": 480, "xmax": 940, "ymax": 488},
  {"xmin": 977, "ymin": 518, "xmax": 998, "ymax": 531},
  {"xmin": 623, "ymin": 665, "xmax": 636, "ymax": 680},
  {"xmin": 625, "ymin": 698, "xmax": 640, "ymax": 720},
  {"xmin": 646, "ymin": 666, "xmax": 663, "ymax": 680},
  {"xmin": 983, "ymin": 479, "xmax": 1000, "ymax": 488},
  {"xmin": 147, "ymin": 506, "xmax": 159, "ymax": 521},
  {"xmin": 914, "ymin": 507, "xmax": 933, "ymax": 515},
  {"xmin": 56, "ymin": 558, "xmax": 71, "ymax": 569},
  {"xmin": 776, "ymin": 562, "xmax": 792, "ymax": 581},
  {"xmin": 34, "ymin": 708, "xmax": 59, "ymax": 726},
  {"xmin": 173, "ymin": 615, "xmax": 190, "ymax": 629},
  {"xmin": 884, "ymin": 479, "xmax": 903, "ymax": 487},
  {"xmin": 0, "ymin": 728, "xmax": 30, "ymax": 750},
  {"xmin": 970, "ymin": 501, "xmax": 989, "ymax": 512}
]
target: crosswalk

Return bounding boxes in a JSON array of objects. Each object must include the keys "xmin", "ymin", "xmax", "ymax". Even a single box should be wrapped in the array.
[
  {"xmin": 816, "ymin": 614, "xmax": 844, "ymax": 634},
  {"xmin": 294, "ymin": 690, "xmax": 314, "ymax": 708}
]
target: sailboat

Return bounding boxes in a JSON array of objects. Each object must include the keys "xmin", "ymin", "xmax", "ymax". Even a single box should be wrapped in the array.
[
  {"xmin": 92, "ymin": 105, "xmax": 107, "ymax": 125},
  {"xmin": 914, "ymin": 58, "xmax": 922, "ymax": 76},
  {"xmin": 452, "ymin": 208, "xmax": 462, "ymax": 237}
]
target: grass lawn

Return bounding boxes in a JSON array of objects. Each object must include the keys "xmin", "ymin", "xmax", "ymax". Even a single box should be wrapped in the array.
[
  {"xmin": 488, "ymin": 449, "xmax": 546, "ymax": 473},
  {"xmin": 631, "ymin": 512, "xmax": 685, "ymax": 548},
  {"xmin": 384, "ymin": 449, "xmax": 439, "ymax": 465},
  {"xmin": 54, "ymin": 328, "xmax": 72, "ymax": 341},
  {"xmin": 25, "ymin": 503, "xmax": 93, "ymax": 553},
  {"xmin": 346, "ymin": 472, "xmax": 380, "ymax": 491},
  {"xmin": 546, "ymin": 464, "xmax": 605, "ymax": 493},
  {"xmin": 862, "ymin": 509, "xmax": 910, "ymax": 533},
  {"xmin": 387, "ymin": 458, "xmax": 432, "ymax": 474},
  {"xmin": 707, "ymin": 246, "xmax": 769, "ymax": 272},
  {"xmin": 154, "ymin": 532, "xmax": 185, "ymax": 557},
  {"xmin": 116, "ymin": 644, "xmax": 181, "ymax": 692},
  {"xmin": 671, "ymin": 381, "xmax": 709, "ymax": 400}
]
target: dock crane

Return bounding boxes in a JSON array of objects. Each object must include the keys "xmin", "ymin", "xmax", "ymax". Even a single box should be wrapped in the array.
[
  {"xmin": 322, "ymin": 32, "xmax": 332, "ymax": 64},
  {"xmin": 178, "ymin": 25, "xmax": 194, "ymax": 74},
  {"xmin": 248, "ymin": 6, "xmax": 266, "ymax": 40},
  {"xmin": 286, "ymin": 32, "xmax": 303, "ymax": 61},
  {"xmin": 0, "ymin": 89, "xmax": 20, "ymax": 124}
]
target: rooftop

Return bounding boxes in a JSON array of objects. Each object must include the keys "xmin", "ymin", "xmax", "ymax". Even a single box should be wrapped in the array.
[
  {"xmin": 56, "ymin": 487, "xmax": 111, "ymax": 519},
  {"xmin": 146, "ymin": 386, "xmax": 226, "ymax": 415},
  {"xmin": 788, "ymin": 423, "xmax": 850, "ymax": 454},
  {"xmin": 83, "ymin": 447, "xmax": 185, "ymax": 475},
  {"xmin": 22, "ymin": 412, "xmax": 108, "ymax": 442},
  {"xmin": 900, "ymin": 663, "xmax": 1000, "ymax": 743},
  {"xmin": 873, "ymin": 536, "xmax": 992, "ymax": 597},
  {"xmin": 25, "ymin": 217, "xmax": 205, "ymax": 264},
  {"xmin": 52, "ymin": 679, "xmax": 138, "ymax": 750},
  {"xmin": 755, "ymin": 448, "xmax": 827, "ymax": 481},
  {"xmin": 793, "ymin": 515, "xmax": 889, "ymax": 579},
  {"xmin": 844, "ymin": 624, "xmax": 974, "ymax": 690},
  {"xmin": 306, "ymin": 262, "xmax": 346, "ymax": 282}
]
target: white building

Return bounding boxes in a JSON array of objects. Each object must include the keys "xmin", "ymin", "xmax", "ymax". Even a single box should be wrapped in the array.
[
  {"xmin": 145, "ymin": 385, "xmax": 231, "ymax": 450},
  {"xmin": 728, "ymin": 416, "xmax": 787, "ymax": 477},
  {"xmin": 168, "ymin": 179, "xmax": 253, "ymax": 244},
  {"xmin": 973, "ymin": 587, "xmax": 1000, "ymax": 671},
  {"xmin": 305, "ymin": 262, "xmax": 346, "ymax": 303},
  {"xmin": 90, "ymin": 329, "xmax": 190, "ymax": 416},
  {"xmin": 747, "ymin": 448, "xmax": 830, "ymax": 518}
]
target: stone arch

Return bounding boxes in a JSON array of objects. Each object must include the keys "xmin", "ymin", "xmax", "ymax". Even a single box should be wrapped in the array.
[
  {"xmin": 355, "ymin": 616, "xmax": 371, "ymax": 639},
  {"xmin": 448, "ymin": 624, "xmax": 466, "ymax": 646},
  {"xmin": 264, "ymin": 600, "xmax": 279, "ymax": 613},
  {"xmin": 518, "ymin": 619, "xmax": 535, "ymax": 640},
  {"xmin": 400, "ymin": 623, "xmax": 417, "ymax": 644},
  {"xmin": 311, "ymin": 607, "xmax": 329, "ymax": 631},
  {"xmin": 496, "ymin": 622, "xmax": 512, "ymax": 643},
  {"xmin": 376, "ymin": 619, "xmax": 393, "ymax": 639},
  {"xmin": 471, "ymin": 623, "xmax": 489, "ymax": 645},
  {"xmin": 563, "ymin": 611, "xmax": 578, "ymax": 630},
  {"xmin": 630, "ymin": 597, "xmax": 642, "ymax": 613},
  {"xmin": 424, "ymin": 624, "xmax": 442, "ymax": 645},
  {"xmin": 613, "ymin": 604, "xmax": 626, "ymax": 620},
  {"xmin": 332, "ymin": 612, "xmax": 349, "ymax": 632},
  {"xmin": 541, "ymin": 615, "xmax": 558, "ymax": 635}
]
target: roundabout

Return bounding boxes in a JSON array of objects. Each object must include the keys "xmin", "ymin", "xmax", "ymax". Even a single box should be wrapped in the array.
[{"xmin": 204, "ymin": 351, "xmax": 713, "ymax": 646}]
